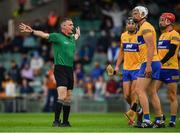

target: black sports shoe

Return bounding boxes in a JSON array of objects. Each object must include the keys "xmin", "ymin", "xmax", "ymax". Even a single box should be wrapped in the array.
[
  {"xmin": 153, "ymin": 120, "xmax": 165, "ymax": 128},
  {"xmin": 138, "ymin": 121, "xmax": 154, "ymax": 128},
  {"xmin": 52, "ymin": 120, "xmax": 61, "ymax": 127},
  {"xmin": 168, "ymin": 122, "xmax": 175, "ymax": 128},
  {"xmin": 60, "ymin": 121, "xmax": 71, "ymax": 127}
]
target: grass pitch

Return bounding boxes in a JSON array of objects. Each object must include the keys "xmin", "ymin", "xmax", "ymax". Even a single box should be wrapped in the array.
[{"xmin": 0, "ymin": 113, "xmax": 179, "ymax": 132}]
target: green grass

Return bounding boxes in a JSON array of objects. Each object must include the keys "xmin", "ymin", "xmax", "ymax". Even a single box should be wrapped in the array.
[{"xmin": 0, "ymin": 113, "xmax": 179, "ymax": 132}]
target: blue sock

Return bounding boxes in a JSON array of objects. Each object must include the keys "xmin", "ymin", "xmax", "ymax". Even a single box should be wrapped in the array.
[
  {"xmin": 155, "ymin": 117, "xmax": 161, "ymax": 122},
  {"xmin": 170, "ymin": 115, "xmax": 176, "ymax": 123},
  {"xmin": 144, "ymin": 114, "xmax": 150, "ymax": 120}
]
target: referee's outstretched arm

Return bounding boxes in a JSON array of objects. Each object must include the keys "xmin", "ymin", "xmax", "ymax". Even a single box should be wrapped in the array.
[
  {"xmin": 19, "ymin": 22, "xmax": 80, "ymax": 40},
  {"xmin": 19, "ymin": 23, "xmax": 49, "ymax": 39}
]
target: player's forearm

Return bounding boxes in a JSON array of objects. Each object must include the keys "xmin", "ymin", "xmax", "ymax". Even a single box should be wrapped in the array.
[
  {"xmin": 115, "ymin": 49, "xmax": 124, "ymax": 68},
  {"xmin": 32, "ymin": 30, "xmax": 49, "ymax": 39},
  {"xmin": 147, "ymin": 43, "xmax": 154, "ymax": 66},
  {"xmin": 144, "ymin": 35, "xmax": 154, "ymax": 66},
  {"xmin": 161, "ymin": 44, "xmax": 177, "ymax": 64}
]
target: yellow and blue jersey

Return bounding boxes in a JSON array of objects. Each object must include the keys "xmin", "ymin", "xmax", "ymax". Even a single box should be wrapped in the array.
[
  {"xmin": 158, "ymin": 30, "xmax": 180, "ymax": 69},
  {"xmin": 137, "ymin": 21, "xmax": 161, "ymax": 79},
  {"xmin": 137, "ymin": 21, "xmax": 159, "ymax": 62},
  {"xmin": 121, "ymin": 31, "xmax": 141, "ymax": 70},
  {"xmin": 157, "ymin": 30, "xmax": 180, "ymax": 83}
]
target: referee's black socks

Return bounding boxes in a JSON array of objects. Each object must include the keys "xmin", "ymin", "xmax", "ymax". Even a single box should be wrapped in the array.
[
  {"xmin": 54, "ymin": 100, "xmax": 63, "ymax": 122},
  {"xmin": 63, "ymin": 105, "xmax": 71, "ymax": 123}
]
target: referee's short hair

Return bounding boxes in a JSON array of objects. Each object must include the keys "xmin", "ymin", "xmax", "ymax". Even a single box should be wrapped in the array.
[{"xmin": 60, "ymin": 18, "xmax": 72, "ymax": 27}]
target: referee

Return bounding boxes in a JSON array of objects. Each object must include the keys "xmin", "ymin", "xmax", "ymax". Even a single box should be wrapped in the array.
[{"xmin": 19, "ymin": 18, "xmax": 80, "ymax": 127}]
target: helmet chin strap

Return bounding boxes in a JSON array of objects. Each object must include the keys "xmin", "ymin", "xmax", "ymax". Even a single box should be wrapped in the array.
[
  {"xmin": 137, "ymin": 12, "xmax": 146, "ymax": 22},
  {"xmin": 137, "ymin": 17, "xmax": 145, "ymax": 23}
]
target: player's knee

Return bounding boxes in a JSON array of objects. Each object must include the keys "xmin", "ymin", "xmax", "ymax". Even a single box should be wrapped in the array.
[
  {"xmin": 137, "ymin": 92, "xmax": 144, "ymax": 99},
  {"xmin": 58, "ymin": 93, "xmax": 67, "ymax": 100},
  {"xmin": 65, "ymin": 92, "xmax": 72, "ymax": 101},
  {"xmin": 148, "ymin": 89, "xmax": 156, "ymax": 97},
  {"xmin": 63, "ymin": 90, "xmax": 72, "ymax": 105},
  {"xmin": 64, "ymin": 96, "xmax": 72, "ymax": 106},
  {"xmin": 135, "ymin": 88, "xmax": 142, "ymax": 97},
  {"xmin": 57, "ymin": 87, "xmax": 67, "ymax": 100},
  {"xmin": 131, "ymin": 88, "xmax": 136, "ymax": 95}
]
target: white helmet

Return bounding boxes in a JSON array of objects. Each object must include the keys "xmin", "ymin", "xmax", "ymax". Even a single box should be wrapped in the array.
[{"xmin": 133, "ymin": 6, "xmax": 148, "ymax": 18}]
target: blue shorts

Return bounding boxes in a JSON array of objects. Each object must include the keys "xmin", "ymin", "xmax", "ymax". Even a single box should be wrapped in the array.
[
  {"xmin": 138, "ymin": 61, "xmax": 161, "ymax": 80},
  {"xmin": 159, "ymin": 69, "xmax": 179, "ymax": 83},
  {"xmin": 122, "ymin": 69, "xmax": 139, "ymax": 82}
]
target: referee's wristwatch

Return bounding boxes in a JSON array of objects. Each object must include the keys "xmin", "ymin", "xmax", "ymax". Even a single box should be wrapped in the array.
[{"xmin": 31, "ymin": 30, "xmax": 34, "ymax": 35}]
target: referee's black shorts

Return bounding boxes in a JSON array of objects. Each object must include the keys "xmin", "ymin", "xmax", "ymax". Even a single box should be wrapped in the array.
[{"xmin": 54, "ymin": 65, "xmax": 74, "ymax": 90}]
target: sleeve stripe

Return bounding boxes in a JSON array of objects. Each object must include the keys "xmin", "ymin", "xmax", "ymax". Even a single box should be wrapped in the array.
[
  {"xmin": 171, "ymin": 36, "xmax": 180, "ymax": 41},
  {"xmin": 142, "ymin": 29, "xmax": 152, "ymax": 34}
]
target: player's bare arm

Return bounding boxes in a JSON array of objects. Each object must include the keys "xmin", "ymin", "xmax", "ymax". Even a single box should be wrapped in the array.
[
  {"xmin": 115, "ymin": 48, "xmax": 124, "ymax": 73},
  {"xmin": 143, "ymin": 30, "xmax": 154, "ymax": 77},
  {"xmin": 19, "ymin": 23, "xmax": 49, "ymax": 39}
]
